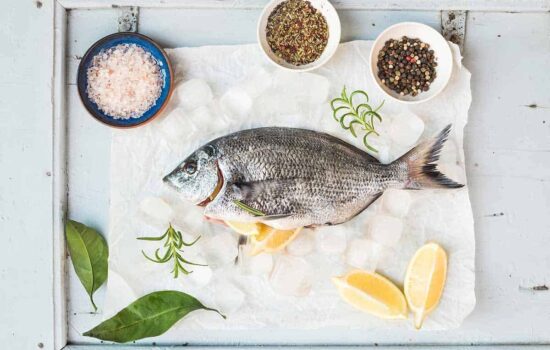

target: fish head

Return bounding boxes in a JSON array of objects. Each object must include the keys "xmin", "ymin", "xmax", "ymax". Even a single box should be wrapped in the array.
[{"xmin": 163, "ymin": 144, "xmax": 222, "ymax": 205}]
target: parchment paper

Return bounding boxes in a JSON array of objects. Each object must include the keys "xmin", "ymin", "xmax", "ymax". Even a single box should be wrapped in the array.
[{"xmin": 103, "ymin": 41, "xmax": 475, "ymax": 336}]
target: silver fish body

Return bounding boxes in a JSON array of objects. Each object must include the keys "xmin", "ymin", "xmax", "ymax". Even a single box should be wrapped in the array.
[{"xmin": 164, "ymin": 126, "xmax": 462, "ymax": 229}]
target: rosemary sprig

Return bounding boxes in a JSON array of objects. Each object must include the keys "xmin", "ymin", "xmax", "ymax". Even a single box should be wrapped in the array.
[
  {"xmin": 330, "ymin": 86, "xmax": 385, "ymax": 152},
  {"xmin": 234, "ymin": 200, "xmax": 266, "ymax": 217},
  {"xmin": 138, "ymin": 224, "xmax": 206, "ymax": 279}
]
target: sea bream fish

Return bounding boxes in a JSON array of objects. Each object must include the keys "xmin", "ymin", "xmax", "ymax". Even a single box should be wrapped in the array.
[{"xmin": 163, "ymin": 126, "xmax": 463, "ymax": 230}]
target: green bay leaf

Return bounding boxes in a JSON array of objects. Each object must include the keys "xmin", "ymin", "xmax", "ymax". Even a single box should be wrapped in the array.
[
  {"xmin": 65, "ymin": 219, "xmax": 108, "ymax": 311},
  {"xmin": 83, "ymin": 290, "xmax": 225, "ymax": 343}
]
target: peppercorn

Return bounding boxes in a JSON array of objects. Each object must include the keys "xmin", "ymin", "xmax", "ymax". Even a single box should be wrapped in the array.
[{"xmin": 376, "ymin": 36, "xmax": 437, "ymax": 96}]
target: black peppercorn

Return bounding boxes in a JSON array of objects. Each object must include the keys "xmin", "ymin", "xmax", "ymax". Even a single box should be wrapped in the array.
[{"xmin": 376, "ymin": 36, "xmax": 437, "ymax": 96}]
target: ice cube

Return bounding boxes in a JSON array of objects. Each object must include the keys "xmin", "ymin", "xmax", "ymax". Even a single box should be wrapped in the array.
[
  {"xmin": 300, "ymin": 73, "xmax": 330, "ymax": 105},
  {"xmin": 389, "ymin": 111, "xmax": 425, "ymax": 148},
  {"xmin": 214, "ymin": 281, "xmax": 246, "ymax": 314},
  {"xmin": 315, "ymin": 226, "xmax": 347, "ymax": 255},
  {"xmin": 220, "ymin": 86, "xmax": 253, "ymax": 118},
  {"xmin": 345, "ymin": 238, "xmax": 385, "ymax": 271},
  {"xmin": 272, "ymin": 70, "xmax": 330, "ymax": 105},
  {"xmin": 159, "ymin": 108, "xmax": 195, "ymax": 142},
  {"xmin": 173, "ymin": 79, "xmax": 214, "ymax": 111},
  {"xmin": 187, "ymin": 105, "xmax": 215, "ymax": 127},
  {"xmin": 368, "ymin": 135, "xmax": 392, "ymax": 164},
  {"xmin": 286, "ymin": 229, "xmax": 314, "ymax": 256},
  {"xmin": 253, "ymin": 93, "xmax": 300, "ymax": 116},
  {"xmin": 241, "ymin": 66, "xmax": 273, "ymax": 98},
  {"xmin": 241, "ymin": 250, "xmax": 274, "ymax": 275},
  {"xmin": 188, "ymin": 264, "xmax": 213, "ymax": 288},
  {"xmin": 368, "ymin": 214, "xmax": 403, "ymax": 247},
  {"xmin": 139, "ymin": 197, "xmax": 174, "ymax": 223},
  {"xmin": 270, "ymin": 256, "xmax": 312, "ymax": 297},
  {"xmin": 381, "ymin": 189, "xmax": 412, "ymax": 218},
  {"xmin": 202, "ymin": 232, "xmax": 238, "ymax": 267}
]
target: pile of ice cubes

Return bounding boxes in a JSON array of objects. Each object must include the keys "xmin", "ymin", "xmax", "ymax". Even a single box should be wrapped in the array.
[{"xmin": 142, "ymin": 66, "xmax": 438, "ymax": 311}]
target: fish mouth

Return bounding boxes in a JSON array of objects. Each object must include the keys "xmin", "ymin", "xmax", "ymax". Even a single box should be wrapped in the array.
[{"xmin": 197, "ymin": 162, "xmax": 224, "ymax": 207}]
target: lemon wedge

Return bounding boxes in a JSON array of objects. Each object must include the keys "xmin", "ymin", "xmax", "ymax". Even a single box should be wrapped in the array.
[
  {"xmin": 404, "ymin": 243, "xmax": 448, "ymax": 329},
  {"xmin": 225, "ymin": 221, "xmax": 262, "ymax": 236},
  {"xmin": 250, "ymin": 224, "xmax": 302, "ymax": 255},
  {"xmin": 333, "ymin": 270, "xmax": 408, "ymax": 319}
]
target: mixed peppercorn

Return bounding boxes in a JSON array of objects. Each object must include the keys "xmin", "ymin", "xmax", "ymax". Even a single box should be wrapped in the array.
[
  {"xmin": 266, "ymin": 0, "xmax": 329, "ymax": 66},
  {"xmin": 377, "ymin": 36, "xmax": 437, "ymax": 97}
]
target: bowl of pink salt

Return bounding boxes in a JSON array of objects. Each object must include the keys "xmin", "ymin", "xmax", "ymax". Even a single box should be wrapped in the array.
[{"xmin": 77, "ymin": 32, "xmax": 173, "ymax": 128}]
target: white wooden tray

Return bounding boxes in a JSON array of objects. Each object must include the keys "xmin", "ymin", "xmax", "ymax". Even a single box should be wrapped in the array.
[{"xmin": 5, "ymin": 1, "xmax": 548, "ymax": 349}]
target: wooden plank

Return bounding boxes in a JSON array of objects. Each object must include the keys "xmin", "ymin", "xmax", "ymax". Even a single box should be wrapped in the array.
[
  {"xmin": 69, "ymin": 8, "xmax": 550, "ymax": 348},
  {"xmin": 64, "ymin": 346, "xmax": 550, "ymax": 350},
  {"xmin": 64, "ymin": 8, "xmax": 550, "ymax": 348},
  {"xmin": 58, "ymin": 0, "xmax": 550, "ymax": 12},
  {"xmin": 0, "ymin": 0, "xmax": 59, "ymax": 350},
  {"xmin": 54, "ymin": 3, "xmax": 69, "ymax": 350}
]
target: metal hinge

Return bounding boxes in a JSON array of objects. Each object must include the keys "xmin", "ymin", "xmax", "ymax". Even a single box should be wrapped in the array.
[
  {"xmin": 441, "ymin": 10, "xmax": 467, "ymax": 53},
  {"xmin": 118, "ymin": 6, "xmax": 139, "ymax": 33}
]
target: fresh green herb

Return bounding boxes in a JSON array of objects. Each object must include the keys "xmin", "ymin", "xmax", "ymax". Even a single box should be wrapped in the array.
[
  {"xmin": 65, "ymin": 220, "xmax": 109, "ymax": 311},
  {"xmin": 138, "ymin": 224, "xmax": 205, "ymax": 278},
  {"xmin": 83, "ymin": 290, "xmax": 225, "ymax": 343},
  {"xmin": 330, "ymin": 86, "xmax": 385, "ymax": 152},
  {"xmin": 234, "ymin": 199, "xmax": 266, "ymax": 217}
]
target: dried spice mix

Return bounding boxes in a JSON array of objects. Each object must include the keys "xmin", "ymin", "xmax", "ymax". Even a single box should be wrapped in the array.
[
  {"xmin": 266, "ymin": 0, "xmax": 329, "ymax": 66},
  {"xmin": 377, "ymin": 36, "xmax": 438, "ymax": 97}
]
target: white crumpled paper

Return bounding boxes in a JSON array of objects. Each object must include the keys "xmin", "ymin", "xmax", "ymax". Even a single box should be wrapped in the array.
[{"xmin": 104, "ymin": 41, "xmax": 475, "ymax": 336}]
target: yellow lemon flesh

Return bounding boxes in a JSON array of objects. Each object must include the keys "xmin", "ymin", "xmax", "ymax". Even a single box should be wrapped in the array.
[
  {"xmin": 404, "ymin": 242, "xmax": 448, "ymax": 329},
  {"xmin": 225, "ymin": 221, "xmax": 262, "ymax": 236},
  {"xmin": 333, "ymin": 270, "xmax": 408, "ymax": 319},
  {"xmin": 250, "ymin": 224, "xmax": 302, "ymax": 255}
]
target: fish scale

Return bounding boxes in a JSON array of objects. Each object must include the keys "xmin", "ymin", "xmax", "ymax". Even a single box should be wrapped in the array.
[
  {"xmin": 205, "ymin": 128, "xmax": 402, "ymax": 229},
  {"xmin": 164, "ymin": 126, "xmax": 463, "ymax": 230}
]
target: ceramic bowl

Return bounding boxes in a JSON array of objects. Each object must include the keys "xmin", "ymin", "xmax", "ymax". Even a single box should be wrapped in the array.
[
  {"xmin": 77, "ymin": 32, "xmax": 173, "ymax": 128},
  {"xmin": 370, "ymin": 22, "xmax": 453, "ymax": 104},
  {"xmin": 257, "ymin": 0, "xmax": 341, "ymax": 72}
]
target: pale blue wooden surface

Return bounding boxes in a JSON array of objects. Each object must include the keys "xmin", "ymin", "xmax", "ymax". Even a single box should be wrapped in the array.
[
  {"xmin": 1, "ymin": 1, "xmax": 549, "ymax": 350},
  {"xmin": 65, "ymin": 7, "xmax": 550, "ymax": 347}
]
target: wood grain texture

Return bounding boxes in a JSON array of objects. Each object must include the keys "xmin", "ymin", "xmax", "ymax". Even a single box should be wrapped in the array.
[
  {"xmin": 64, "ymin": 8, "xmax": 550, "ymax": 346},
  {"xmin": 57, "ymin": 0, "xmax": 550, "ymax": 11},
  {"xmin": 65, "ymin": 347, "xmax": 550, "ymax": 350},
  {"xmin": 0, "ymin": 1, "xmax": 58, "ymax": 350}
]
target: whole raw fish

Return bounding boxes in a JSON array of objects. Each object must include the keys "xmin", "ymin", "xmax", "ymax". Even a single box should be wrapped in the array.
[{"xmin": 163, "ymin": 126, "xmax": 462, "ymax": 229}]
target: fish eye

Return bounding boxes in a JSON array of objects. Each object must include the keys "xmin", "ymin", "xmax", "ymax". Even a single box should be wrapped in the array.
[{"xmin": 183, "ymin": 161, "xmax": 197, "ymax": 175}]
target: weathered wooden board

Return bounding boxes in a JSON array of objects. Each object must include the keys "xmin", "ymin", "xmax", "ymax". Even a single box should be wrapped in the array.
[
  {"xmin": 64, "ymin": 7, "xmax": 550, "ymax": 347},
  {"xmin": 1, "ymin": 1, "xmax": 549, "ymax": 349}
]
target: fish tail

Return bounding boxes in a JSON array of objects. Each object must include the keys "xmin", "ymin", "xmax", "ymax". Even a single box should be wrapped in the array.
[{"xmin": 399, "ymin": 124, "xmax": 464, "ymax": 189}]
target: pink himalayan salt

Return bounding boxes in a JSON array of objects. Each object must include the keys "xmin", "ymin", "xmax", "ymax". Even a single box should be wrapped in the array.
[{"xmin": 86, "ymin": 43, "xmax": 163, "ymax": 119}]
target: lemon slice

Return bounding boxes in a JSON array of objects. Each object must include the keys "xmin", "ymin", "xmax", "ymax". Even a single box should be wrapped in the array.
[
  {"xmin": 332, "ymin": 270, "xmax": 407, "ymax": 319},
  {"xmin": 250, "ymin": 224, "xmax": 302, "ymax": 255},
  {"xmin": 404, "ymin": 243, "xmax": 448, "ymax": 329},
  {"xmin": 225, "ymin": 221, "xmax": 261, "ymax": 236}
]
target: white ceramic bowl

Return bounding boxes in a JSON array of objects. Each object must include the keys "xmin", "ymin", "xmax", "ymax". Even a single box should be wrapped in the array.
[
  {"xmin": 257, "ymin": 0, "xmax": 341, "ymax": 72},
  {"xmin": 370, "ymin": 22, "xmax": 453, "ymax": 104}
]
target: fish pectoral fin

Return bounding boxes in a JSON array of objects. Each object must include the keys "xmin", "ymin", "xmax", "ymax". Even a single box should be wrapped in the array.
[
  {"xmin": 231, "ymin": 179, "xmax": 302, "ymax": 219},
  {"xmin": 257, "ymin": 213, "xmax": 293, "ymax": 221}
]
